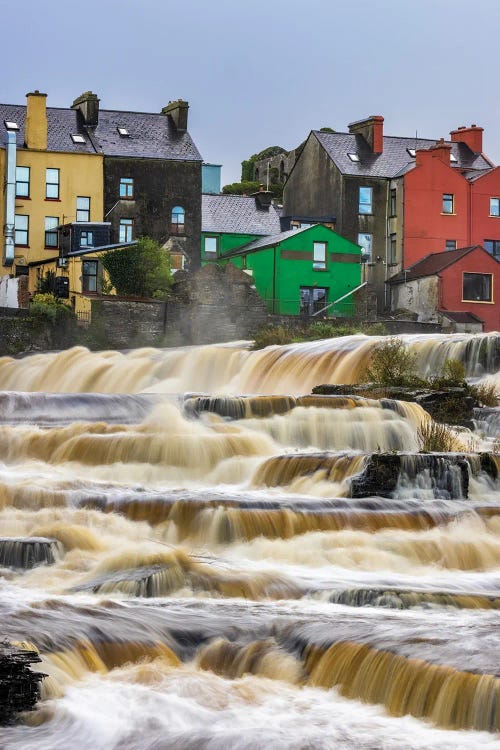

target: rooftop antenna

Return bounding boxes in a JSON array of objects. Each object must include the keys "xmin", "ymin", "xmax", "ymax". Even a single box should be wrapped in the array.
[{"xmin": 266, "ymin": 162, "xmax": 270, "ymax": 191}]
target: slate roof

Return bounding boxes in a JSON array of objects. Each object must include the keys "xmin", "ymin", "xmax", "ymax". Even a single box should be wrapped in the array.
[
  {"xmin": 0, "ymin": 103, "xmax": 201, "ymax": 161},
  {"xmin": 202, "ymin": 194, "xmax": 282, "ymax": 235},
  {"xmin": 387, "ymin": 246, "xmax": 497, "ymax": 284},
  {"xmin": 313, "ymin": 131, "xmax": 492, "ymax": 178}
]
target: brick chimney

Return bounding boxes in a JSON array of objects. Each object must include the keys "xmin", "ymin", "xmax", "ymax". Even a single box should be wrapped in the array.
[
  {"xmin": 348, "ymin": 115, "xmax": 384, "ymax": 154},
  {"xmin": 162, "ymin": 100, "xmax": 189, "ymax": 132},
  {"xmin": 71, "ymin": 91, "xmax": 100, "ymax": 127},
  {"xmin": 25, "ymin": 90, "xmax": 47, "ymax": 150},
  {"xmin": 450, "ymin": 124, "xmax": 483, "ymax": 154},
  {"xmin": 415, "ymin": 138, "xmax": 451, "ymax": 167}
]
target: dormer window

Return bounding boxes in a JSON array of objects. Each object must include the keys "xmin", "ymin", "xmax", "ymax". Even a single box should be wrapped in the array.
[
  {"xmin": 348, "ymin": 153, "xmax": 360, "ymax": 162},
  {"xmin": 71, "ymin": 134, "xmax": 86, "ymax": 144},
  {"xmin": 407, "ymin": 148, "xmax": 416, "ymax": 158},
  {"xmin": 4, "ymin": 120, "xmax": 19, "ymax": 131},
  {"xmin": 117, "ymin": 127, "xmax": 129, "ymax": 137}
]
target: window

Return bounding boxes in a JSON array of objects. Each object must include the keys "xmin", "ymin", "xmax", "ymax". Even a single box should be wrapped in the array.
[
  {"xmin": 46, "ymin": 168, "xmax": 60, "ymax": 199},
  {"xmin": 82, "ymin": 260, "xmax": 98, "ymax": 293},
  {"xmin": 71, "ymin": 134, "xmax": 86, "ymax": 144},
  {"xmin": 80, "ymin": 231, "xmax": 93, "ymax": 247},
  {"xmin": 359, "ymin": 187, "xmax": 373, "ymax": 214},
  {"xmin": 119, "ymin": 218, "xmax": 133, "ymax": 242},
  {"xmin": 300, "ymin": 287, "xmax": 328, "ymax": 315},
  {"xmin": 14, "ymin": 215, "xmax": 29, "ymax": 246},
  {"xmin": 119, "ymin": 177, "xmax": 134, "ymax": 199},
  {"xmin": 389, "ymin": 233, "xmax": 397, "ymax": 264},
  {"xmin": 442, "ymin": 193, "xmax": 454, "ymax": 214},
  {"xmin": 4, "ymin": 120, "xmax": 19, "ymax": 130},
  {"xmin": 76, "ymin": 196, "xmax": 90, "ymax": 221},
  {"xmin": 489, "ymin": 198, "xmax": 500, "ymax": 217},
  {"xmin": 407, "ymin": 148, "xmax": 416, "ymax": 158},
  {"xmin": 484, "ymin": 240, "xmax": 500, "ymax": 258},
  {"xmin": 171, "ymin": 206, "xmax": 185, "ymax": 234},
  {"xmin": 44, "ymin": 217, "xmax": 59, "ymax": 248},
  {"xmin": 117, "ymin": 127, "xmax": 129, "ymax": 137},
  {"xmin": 15, "ymin": 166, "xmax": 30, "ymax": 198},
  {"xmin": 445, "ymin": 239, "xmax": 457, "ymax": 251},
  {"xmin": 204, "ymin": 237, "xmax": 218, "ymax": 256},
  {"xmin": 450, "ymin": 153, "xmax": 457, "ymax": 163},
  {"xmin": 463, "ymin": 273, "xmax": 492, "ymax": 302},
  {"xmin": 390, "ymin": 188, "xmax": 397, "ymax": 217},
  {"xmin": 358, "ymin": 232, "xmax": 372, "ymax": 262},
  {"xmin": 348, "ymin": 153, "xmax": 360, "ymax": 162},
  {"xmin": 313, "ymin": 241, "xmax": 327, "ymax": 269}
]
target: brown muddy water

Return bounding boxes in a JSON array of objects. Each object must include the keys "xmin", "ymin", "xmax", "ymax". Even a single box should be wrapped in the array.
[{"xmin": 0, "ymin": 332, "xmax": 499, "ymax": 750}]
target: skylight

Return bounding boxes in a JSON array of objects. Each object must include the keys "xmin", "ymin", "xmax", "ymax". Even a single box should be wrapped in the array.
[
  {"xmin": 71, "ymin": 134, "xmax": 86, "ymax": 144},
  {"xmin": 348, "ymin": 153, "xmax": 360, "ymax": 162},
  {"xmin": 450, "ymin": 153, "xmax": 457, "ymax": 163},
  {"xmin": 407, "ymin": 148, "xmax": 416, "ymax": 158},
  {"xmin": 4, "ymin": 120, "xmax": 19, "ymax": 131},
  {"xmin": 117, "ymin": 127, "xmax": 129, "ymax": 136}
]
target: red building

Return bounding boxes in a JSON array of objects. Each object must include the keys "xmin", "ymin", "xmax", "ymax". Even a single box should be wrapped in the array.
[
  {"xmin": 403, "ymin": 127, "xmax": 500, "ymax": 267},
  {"xmin": 388, "ymin": 246, "xmax": 499, "ymax": 332}
]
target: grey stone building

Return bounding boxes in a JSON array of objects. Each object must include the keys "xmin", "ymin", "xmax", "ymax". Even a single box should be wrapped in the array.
[
  {"xmin": 71, "ymin": 93, "xmax": 202, "ymax": 271},
  {"xmin": 283, "ymin": 116, "xmax": 491, "ymax": 310}
]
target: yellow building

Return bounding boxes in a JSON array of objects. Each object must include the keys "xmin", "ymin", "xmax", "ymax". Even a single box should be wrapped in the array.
[{"xmin": 0, "ymin": 91, "xmax": 103, "ymax": 303}]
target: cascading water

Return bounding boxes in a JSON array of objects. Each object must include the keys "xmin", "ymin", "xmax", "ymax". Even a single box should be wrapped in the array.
[{"xmin": 0, "ymin": 331, "xmax": 499, "ymax": 750}]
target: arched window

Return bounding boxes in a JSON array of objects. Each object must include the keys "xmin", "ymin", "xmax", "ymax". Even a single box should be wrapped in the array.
[{"xmin": 171, "ymin": 206, "xmax": 185, "ymax": 234}]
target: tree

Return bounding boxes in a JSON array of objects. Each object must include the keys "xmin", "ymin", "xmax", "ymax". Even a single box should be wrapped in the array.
[
  {"xmin": 222, "ymin": 181, "xmax": 261, "ymax": 196},
  {"xmin": 101, "ymin": 237, "xmax": 173, "ymax": 299}
]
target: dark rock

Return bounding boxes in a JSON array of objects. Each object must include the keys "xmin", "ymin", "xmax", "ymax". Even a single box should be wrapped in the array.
[
  {"xmin": 0, "ymin": 642, "xmax": 45, "ymax": 725},
  {"xmin": 312, "ymin": 384, "xmax": 476, "ymax": 427}
]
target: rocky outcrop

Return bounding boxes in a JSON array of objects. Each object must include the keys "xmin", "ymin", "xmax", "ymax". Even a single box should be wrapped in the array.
[
  {"xmin": 312, "ymin": 384, "xmax": 476, "ymax": 427},
  {"xmin": 0, "ymin": 643, "xmax": 44, "ymax": 725}
]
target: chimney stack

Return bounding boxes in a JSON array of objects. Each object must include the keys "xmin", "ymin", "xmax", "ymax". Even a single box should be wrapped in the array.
[
  {"xmin": 251, "ymin": 187, "xmax": 273, "ymax": 210},
  {"xmin": 415, "ymin": 138, "xmax": 451, "ymax": 167},
  {"xmin": 71, "ymin": 91, "xmax": 100, "ymax": 127},
  {"xmin": 161, "ymin": 100, "xmax": 189, "ymax": 132},
  {"xmin": 25, "ymin": 90, "xmax": 47, "ymax": 150},
  {"xmin": 450, "ymin": 124, "xmax": 483, "ymax": 154},
  {"xmin": 348, "ymin": 115, "xmax": 384, "ymax": 154}
]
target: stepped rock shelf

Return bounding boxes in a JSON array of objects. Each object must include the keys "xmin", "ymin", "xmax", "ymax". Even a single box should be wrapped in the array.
[{"xmin": 0, "ymin": 333, "xmax": 499, "ymax": 748}]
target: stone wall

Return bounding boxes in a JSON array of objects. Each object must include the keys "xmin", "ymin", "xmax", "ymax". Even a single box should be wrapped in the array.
[{"xmin": 87, "ymin": 264, "xmax": 268, "ymax": 349}]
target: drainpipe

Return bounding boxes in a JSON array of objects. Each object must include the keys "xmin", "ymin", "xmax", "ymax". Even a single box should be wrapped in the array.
[
  {"xmin": 272, "ymin": 245, "xmax": 277, "ymax": 313},
  {"xmin": 3, "ymin": 131, "xmax": 16, "ymax": 266}
]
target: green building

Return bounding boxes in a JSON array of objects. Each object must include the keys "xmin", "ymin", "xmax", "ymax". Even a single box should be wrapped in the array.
[
  {"xmin": 201, "ymin": 192, "xmax": 282, "ymax": 263},
  {"xmin": 201, "ymin": 192, "xmax": 362, "ymax": 316}
]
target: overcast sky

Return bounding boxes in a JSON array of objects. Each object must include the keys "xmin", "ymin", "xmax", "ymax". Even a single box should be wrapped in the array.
[{"xmin": 3, "ymin": 0, "xmax": 500, "ymax": 185}]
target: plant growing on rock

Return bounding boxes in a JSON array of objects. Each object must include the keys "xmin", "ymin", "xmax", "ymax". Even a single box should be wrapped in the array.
[
  {"xmin": 363, "ymin": 338, "xmax": 420, "ymax": 387},
  {"xmin": 417, "ymin": 420, "xmax": 461, "ymax": 452}
]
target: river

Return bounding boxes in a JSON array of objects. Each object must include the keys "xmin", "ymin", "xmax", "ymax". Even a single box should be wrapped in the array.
[{"xmin": 0, "ymin": 332, "xmax": 499, "ymax": 749}]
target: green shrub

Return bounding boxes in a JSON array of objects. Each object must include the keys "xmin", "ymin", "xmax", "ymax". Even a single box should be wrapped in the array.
[
  {"xmin": 101, "ymin": 237, "xmax": 172, "ymax": 299},
  {"xmin": 417, "ymin": 420, "xmax": 460, "ymax": 452},
  {"xmin": 252, "ymin": 325, "xmax": 295, "ymax": 349},
  {"xmin": 469, "ymin": 383, "xmax": 500, "ymax": 407},
  {"xmin": 30, "ymin": 293, "xmax": 73, "ymax": 325},
  {"xmin": 429, "ymin": 358, "xmax": 466, "ymax": 389},
  {"xmin": 363, "ymin": 322, "xmax": 387, "ymax": 336},
  {"xmin": 363, "ymin": 338, "xmax": 419, "ymax": 386}
]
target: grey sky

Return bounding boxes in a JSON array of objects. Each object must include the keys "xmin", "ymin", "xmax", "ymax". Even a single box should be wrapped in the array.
[{"xmin": 3, "ymin": 0, "xmax": 500, "ymax": 185}]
